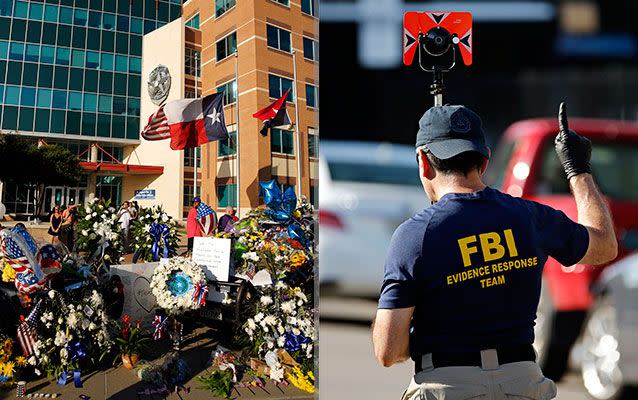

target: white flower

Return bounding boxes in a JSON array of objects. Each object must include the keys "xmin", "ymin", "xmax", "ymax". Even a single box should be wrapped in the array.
[
  {"xmin": 54, "ymin": 331, "xmax": 67, "ymax": 347},
  {"xmin": 277, "ymin": 325, "xmax": 285, "ymax": 335},
  {"xmin": 60, "ymin": 348, "xmax": 69, "ymax": 360},
  {"xmin": 48, "ymin": 290, "xmax": 56, "ymax": 299},
  {"xmin": 277, "ymin": 336, "xmax": 286, "ymax": 347},
  {"xmin": 254, "ymin": 313, "xmax": 264, "ymax": 322},
  {"xmin": 292, "ymin": 328, "xmax": 301, "ymax": 336},
  {"xmin": 28, "ymin": 356, "xmax": 37, "ymax": 366},
  {"xmin": 281, "ymin": 300, "xmax": 295, "ymax": 314},
  {"xmin": 267, "ymin": 341, "xmax": 274, "ymax": 349},
  {"xmin": 260, "ymin": 296, "xmax": 273, "ymax": 306},
  {"xmin": 264, "ymin": 315, "xmax": 277, "ymax": 326},
  {"xmin": 247, "ymin": 318, "xmax": 256, "ymax": 330},
  {"xmin": 275, "ymin": 281, "xmax": 287, "ymax": 290},
  {"xmin": 92, "ymin": 212, "xmax": 97, "ymax": 217},
  {"xmin": 67, "ymin": 313, "xmax": 78, "ymax": 328},
  {"xmin": 161, "ymin": 213, "xmax": 169, "ymax": 222},
  {"xmin": 82, "ymin": 229, "xmax": 89, "ymax": 236},
  {"xmin": 269, "ymin": 365, "xmax": 285, "ymax": 382},
  {"xmin": 295, "ymin": 291, "xmax": 308, "ymax": 303},
  {"xmin": 242, "ymin": 252, "xmax": 259, "ymax": 262},
  {"xmin": 84, "ymin": 215, "xmax": 91, "ymax": 221}
]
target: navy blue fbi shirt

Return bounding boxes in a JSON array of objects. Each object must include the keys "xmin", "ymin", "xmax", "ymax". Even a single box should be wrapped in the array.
[{"xmin": 378, "ymin": 187, "xmax": 589, "ymax": 359}]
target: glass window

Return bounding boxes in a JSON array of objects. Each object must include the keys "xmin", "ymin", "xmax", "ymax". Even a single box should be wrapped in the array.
[
  {"xmin": 19, "ymin": 107, "xmax": 34, "ymax": 131},
  {"xmin": 29, "ymin": 3, "xmax": 44, "ymax": 20},
  {"xmin": 216, "ymin": 32, "xmax": 236, "ymax": 62},
  {"xmin": 86, "ymin": 51, "xmax": 99, "ymax": 68},
  {"xmin": 52, "ymin": 90, "xmax": 67, "ymax": 109},
  {"xmin": 69, "ymin": 68, "xmax": 84, "ymax": 91},
  {"xmin": 112, "ymin": 96, "xmax": 126, "ymax": 115},
  {"xmin": 217, "ymin": 184, "xmax": 237, "ymax": 207},
  {"xmin": 273, "ymin": 0, "xmax": 289, "ymax": 6},
  {"xmin": 68, "ymin": 91, "xmax": 82, "ymax": 110},
  {"xmin": 81, "ymin": 112, "xmax": 96, "ymax": 136},
  {"xmin": 4, "ymin": 85, "xmax": 20, "ymax": 105},
  {"xmin": 0, "ymin": 40, "xmax": 6, "ymax": 59},
  {"xmin": 308, "ymin": 128, "xmax": 318, "ymax": 158},
  {"xmin": 130, "ymin": 18, "xmax": 143, "ymax": 34},
  {"xmin": 271, "ymin": 128, "xmax": 294, "ymax": 154},
  {"xmin": 84, "ymin": 69, "xmax": 98, "ymax": 92},
  {"xmin": 111, "ymin": 116, "xmax": 125, "ymax": 138},
  {"xmin": 113, "ymin": 73, "xmax": 127, "ymax": 95},
  {"xmin": 185, "ymin": 13, "xmax": 199, "ymax": 29},
  {"xmin": 306, "ymin": 84, "xmax": 317, "ymax": 108},
  {"xmin": 115, "ymin": 33, "xmax": 128, "ymax": 53},
  {"xmin": 66, "ymin": 111, "xmax": 80, "ymax": 133},
  {"xmin": 1, "ymin": 105, "xmax": 17, "ymax": 129},
  {"xmin": 0, "ymin": 18, "xmax": 8, "ymax": 40},
  {"xmin": 97, "ymin": 114, "xmax": 110, "ymax": 137},
  {"xmin": 56, "ymin": 24, "xmax": 71, "ymax": 46},
  {"xmin": 72, "ymin": 27, "xmax": 86, "ymax": 48},
  {"xmin": 87, "ymin": 28, "xmax": 101, "ymax": 50},
  {"xmin": 117, "ymin": 0, "xmax": 129, "ymax": 14},
  {"xmin": 127, "ymin": 98, "xmax": 140, "ymax": 116},
  {"xmin": 11, "ymin": 19, "xmax": 26, "ymax": 41},
  {"xmin": 88, "ymin": 11, "xmax": 101, "ymax": 28},
  {"xmin": 129, "ymin": 57, "xmax": 141, "ymax": 73},
  {"xmin": 115, "ymin": 54, "xmax": 127, "ymax": 72},
  {"xmin": 89, "ymin": 0, "xmax": 101, "ymax": 10},
  {"xmin": 218, "ymin": 129, "xmax": 237, "ymax": 157},
  {"xmin": 44, "ymin": 5, "xmax": 59, "ymax": 22},
  {"xmin": 126, "ymin": 117, "xmax": 139, "ymax": 139},
  {"xmin": 267, "ymin": 25, "xmax": 291, "ymax": 53},
  {"xmin": 74, "ymin": 9, "xmax": 88, "ymax": 26},
  {"xmin": 71, "ymin": 49, "xmax": 85, "ymax": 67},
  {"xmin": 129, "ymin": 75, "xmax": 140, "ymax": 96},
  {"xmin": 217, "ymin": 80, "xmax": 237, "ymax": 105},
  {"xmin": 102, "ymin": 13, "xmax": 115, "ymax": 31},
  {"xmin": 56, "ymin": 47, "xmax": 70, "ymax": 65},
  {"xmin": 143, "ymin": 19, "xmax": 155, "ymax": 34},
  {"xmin": 38, "ymin": 65, "xmax": 53, "ymax": 87},
  {"xmin": 98, "ymin": 95, "xmax": 112, "ymax": 113},
  {"xmin": 303, "ymin": 37, "xmax": 318, "ymax": 61},
  {"xmin": 268, "ymin": 74, "xmax": 294, "ymax": 101},
  {"xmin": 99, "ymin": 53, "xmax": 113, "ymax": 70},
  {"xmin": 41, "ymin": 22, "xmax": 56, "ymax": 45},
  {"xmin": 14, "ymin": 1, "xmax": 28, "ymax": 18},
  {"xmin": 59, "ymin": 7, "xmax": 73, "ymax": 24},
  {"xmin": 83, "ymin": 93, "xmax": 97, "ymax": 111},
  {"xmin": 25, "ymin": 44, "xmax": 39, "ymax": 62},
  {"xmin": 6, "ymin": 62, "xmax": 21, "ymax": 84},
  {"xmin": 0, "ymin": 1, "xmax": 10, "ymax": 17},
  {"xmin": 99, "ymin": 71, "xmax": 112, "ymax": 93},
  {"xmin": 37, "ymin": 88, "xmax": 52, "ymax": 107},
  {"xmin": 35, "ymin": 109, "xmax": 50, "ymax": 132},
  {"xmin": 130, "ymin": 35, "xmax": 142, "ymax": 56},
  {"xmin": 117, "ymin": 15, "xmax": 129, "ymax": 31},
  {"xmin": 215, "ymin": 0, "xmax": 236, "ymax": 17},
  {"xmin": 184, "ymin": 47, "xmax": 200, "ymax": 77},
  {"xmin": 26, "ymin": 21, "xmax": 42, "ymax": 43},
  {"xmin": 22, "ymin": 63, "xmax": 37, "ymax": 86},
  {"xmin": 301, "ymin": 0, "xmax": 316, "ymax": 16},
  {"xmin": 50, "ymin": 110, "xmax": 65, "ymax": 133},
  {"xmin": 101, "ymin": 30, "xmax": 114, "ymax": 52},
  {"xmin": 40, "ymin": 45, "xmax": 54, "ymax": 63},
  {"xmin": 9, "ymin": 43, "xmax": 24, "ymax": 61},
  {"xmin": 54, "ymin": 66, "xmax": 68, "ymax": 89}
]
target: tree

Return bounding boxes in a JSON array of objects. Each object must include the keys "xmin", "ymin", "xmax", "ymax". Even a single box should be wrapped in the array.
[{"xmin": 0, "ymin": 135, "xmax": 83, "ymax": 216}]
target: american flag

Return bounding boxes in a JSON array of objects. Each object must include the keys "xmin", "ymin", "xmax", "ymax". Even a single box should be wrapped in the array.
[
  {"xmin": 16, "ymin": 300, "xmax": 42, "ymax": 357},
  {"xmin": 141, "ymin": 106, "xmax": 171, "ymax": 141},
  {"xmin": 1, "ymin": 234, "xmax": 31, "ymax": 274},
  {"xmin": 36, "ymin": 244, "xmax": 62, "ymax": 276},
  {"xmin": 197, "ymin": 203, "xmax": 217, "ymax": 236}
]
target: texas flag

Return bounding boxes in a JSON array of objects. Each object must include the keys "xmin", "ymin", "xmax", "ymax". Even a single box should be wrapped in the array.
[{"xmin": 163, "ymin": 93, "xmax": 229, "ymax": 150}]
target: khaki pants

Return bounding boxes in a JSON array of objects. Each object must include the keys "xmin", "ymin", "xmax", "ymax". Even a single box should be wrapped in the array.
[{"xmin": 402, "ymin": 349, "xmax": 556, "ymax": 400}]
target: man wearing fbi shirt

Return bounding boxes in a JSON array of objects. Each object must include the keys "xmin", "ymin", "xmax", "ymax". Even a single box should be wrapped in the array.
[{"xmin": 372, "ymin": 104, "xmax": 617, "ymax": 399}]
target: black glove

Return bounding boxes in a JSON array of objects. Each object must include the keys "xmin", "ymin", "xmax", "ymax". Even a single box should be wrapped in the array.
[{"xmin": 554, "ymin": 102, "xmax": 592, "ymax": 179}]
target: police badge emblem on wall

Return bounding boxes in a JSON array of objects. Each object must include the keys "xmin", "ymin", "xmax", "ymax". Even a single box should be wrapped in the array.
[{"xmin": 148, "ymin": 65, "xmax": 172, "ymax": 105}]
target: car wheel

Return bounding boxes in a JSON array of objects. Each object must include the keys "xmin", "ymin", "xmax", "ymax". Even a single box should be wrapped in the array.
[
  {"xmin": 580, "ymin": 296, "xmax": 626, "ymax": 400},
  {"xmin": 534, "ymin": 282, "xmax": 570, "ymax": 381}
]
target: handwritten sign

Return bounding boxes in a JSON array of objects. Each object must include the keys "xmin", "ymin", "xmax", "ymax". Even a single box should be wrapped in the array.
[
  {"xmin": 192, "ymin": 237, "xmax": 231, "ymax": 282},
  {"xmin": 135, "ymin": 189, "xmax": 156, "ymax": 200},
  {"xmin": 109, "ymin": 262, "xmax": 158, "ymax": 326}
]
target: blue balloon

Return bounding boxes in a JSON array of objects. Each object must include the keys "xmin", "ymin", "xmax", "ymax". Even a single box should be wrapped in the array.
[
  {"xmin": 282, "ymin": 186, "xmax": 297, "ymax": 216},
  {"xmin": 260, "ymin": 180, "xmax": 282, "ymax": 208},
  {"xmin": 288, "ymin": 223, "xmax": 309, "ymax": 246}
]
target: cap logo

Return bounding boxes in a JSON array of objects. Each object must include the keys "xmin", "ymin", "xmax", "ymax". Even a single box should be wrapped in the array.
[{"xmin": 450, "ymin": 111, "xmax": 471, "ymax": 133}]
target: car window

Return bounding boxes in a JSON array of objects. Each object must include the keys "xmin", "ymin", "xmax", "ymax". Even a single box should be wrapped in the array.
[
  {"xmin": 537, "ymin": 140, "xmax": 638, "ymax": 201},
  {"xmin": 327, "ymin": 161, "xmax": 420, "ymax": 186},
  {"xmin": 485, "ymin": 140, "xmax": 516, "ymax": 189}
]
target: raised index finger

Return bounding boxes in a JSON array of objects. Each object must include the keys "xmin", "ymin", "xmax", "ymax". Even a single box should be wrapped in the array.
[{"xmin": 558, "ymin": 101, "xmax": 569, "ymax": 136}]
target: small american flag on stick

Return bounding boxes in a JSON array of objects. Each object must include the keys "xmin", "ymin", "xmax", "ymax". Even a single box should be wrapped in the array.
[
  {"xmin": 141, "ymin": 106, "xmax": 170, "ymax": 140},
  {"xmin": 16, "ymin": 300, "xmax": 42, "ymax": 357}
]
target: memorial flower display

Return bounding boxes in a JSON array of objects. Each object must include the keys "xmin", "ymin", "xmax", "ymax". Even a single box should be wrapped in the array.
[
  {"xmin": 0, "ymin": 334, "xmax": 26, "ymax": 387},
  {"xmin": 150, "ymin": 257, "xmax": 208, "ymax": 315},
  {"xmin": 130, "ymin": 205, "xmax": 181, "ymax": 262},
  {"xmin": 75, "ymin": 198, "xmax": 124, "ymax": 266}
]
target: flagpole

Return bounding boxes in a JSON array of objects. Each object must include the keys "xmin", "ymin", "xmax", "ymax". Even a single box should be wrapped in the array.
[
  {"xmin": 193, "ymin": 52, "xmax": 199, "ymax": 199},
  {"xmin": 235, "ymin": 50, "xmax": 240, "ymax": 214},
  {"xmin": 292, "ymin": 50, "xmax": 302, "ymax": 198}
]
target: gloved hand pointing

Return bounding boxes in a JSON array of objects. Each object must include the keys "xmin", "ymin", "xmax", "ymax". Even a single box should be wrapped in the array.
[{"xmin": 554, "ymin": 102, "xmax": 592, "ymax": 180}]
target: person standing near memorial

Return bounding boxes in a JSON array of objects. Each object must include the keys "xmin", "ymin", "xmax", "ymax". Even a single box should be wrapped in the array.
[{"xmin": 186, "ymin": 197, "xmax": 203, "ymax": 254}]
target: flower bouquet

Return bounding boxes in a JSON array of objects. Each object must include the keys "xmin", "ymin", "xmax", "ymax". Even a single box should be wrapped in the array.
[
  {"xmin": 104, "ymin": 315, "xmax": 150, "ymax": 369},
  {"xmin": 130, "ymin": 205, "xmax": 181, "ymax": 263},
  {"xmin": 150, "ymin": 257, "xmax": 208, "ymax": 316},
  {"xmin": 30, "ymin": 290, "xmax": 112, "ymax": 384},
  {"xmin": 75, "ymin": 199, "xmax": 124, "ymax": 267},
  {"xmin": 0, "ymin": 334, "xmax": 27, "ymax": 387}
]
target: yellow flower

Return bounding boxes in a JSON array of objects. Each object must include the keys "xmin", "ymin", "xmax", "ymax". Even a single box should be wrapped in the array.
[
  {"xmin": 0, "ymin": 361, "xmax": 14, "ymax": 377},
  {"xmin": 2, "ymin": 340, "xmax": 11, "ymax": 354},
  {"xmin": 290, "ymin": 252, "xmax": 306, "ymax": 268},
  {"xmin": 293, "ymin": 210, "xmax": 302, "ymax": 219},
  {"xmin": 1, "ymin": 263, "xmax": 16, "ymax": 283},
  {"xmin": 14, "ymin": 356, "xmax": 27, "ymax": 368},
  {"xmin": 287, "ymin": 366, "xmax": 314, "ymax": 394}
]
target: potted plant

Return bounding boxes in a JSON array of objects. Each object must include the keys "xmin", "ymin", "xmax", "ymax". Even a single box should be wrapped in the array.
[{"xmin": 107, "ymin": 315, "xmax": 150, "ymax": 369}]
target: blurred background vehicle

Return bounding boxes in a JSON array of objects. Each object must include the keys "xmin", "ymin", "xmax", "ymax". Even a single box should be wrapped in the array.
[
  {"xmin": 485, "ymin": 118, "xmax": 638, "ymax": 380},
  {"xmin": 319, "ymin": 140, "xmax": 427, "ymax": 297},
  {"xmin": 576, "ymin": 253, "xmax": 638, "ymax": 400}
]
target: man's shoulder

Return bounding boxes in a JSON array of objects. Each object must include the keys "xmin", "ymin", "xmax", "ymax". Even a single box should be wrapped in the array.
[{"xmin": 392, "ymin": 208, "xmax": 435, "ymax": 244}]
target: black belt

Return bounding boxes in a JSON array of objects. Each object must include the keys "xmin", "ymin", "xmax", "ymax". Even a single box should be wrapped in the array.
[{"xmin": 415, "ymin": 344, "xmax": 536, "ymax": 373}]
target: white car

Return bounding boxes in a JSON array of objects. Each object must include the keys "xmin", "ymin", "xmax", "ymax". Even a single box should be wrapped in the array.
[{"xmin": 319, "ymin": 140, "xmax": 429, "ymax": 298}]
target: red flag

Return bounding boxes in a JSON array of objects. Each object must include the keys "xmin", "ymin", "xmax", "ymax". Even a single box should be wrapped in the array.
[{"xmin": 253, "ymin": 90, "xmax": 291, "ymax": 136}]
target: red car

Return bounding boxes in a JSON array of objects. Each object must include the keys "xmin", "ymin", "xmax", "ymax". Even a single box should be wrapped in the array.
[{"xmin": 487, "ymin": 118, "xmax": 638, "ymax": 380}]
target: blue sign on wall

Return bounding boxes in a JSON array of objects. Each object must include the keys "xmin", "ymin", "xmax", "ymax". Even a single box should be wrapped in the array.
[{"xmin": 135, "ymin": 189, "xmax": 156, "ymax": 200}]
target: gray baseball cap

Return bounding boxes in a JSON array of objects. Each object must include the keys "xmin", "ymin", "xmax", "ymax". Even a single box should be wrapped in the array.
[{"xmin": 415, "ymin": 105, "xmax": 490, "ymax": 160}]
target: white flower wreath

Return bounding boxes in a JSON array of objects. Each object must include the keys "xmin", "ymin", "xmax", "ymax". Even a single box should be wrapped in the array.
[{"xmin": 150, "ymin": 257, "xmax": 208, "ymax": 315}]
